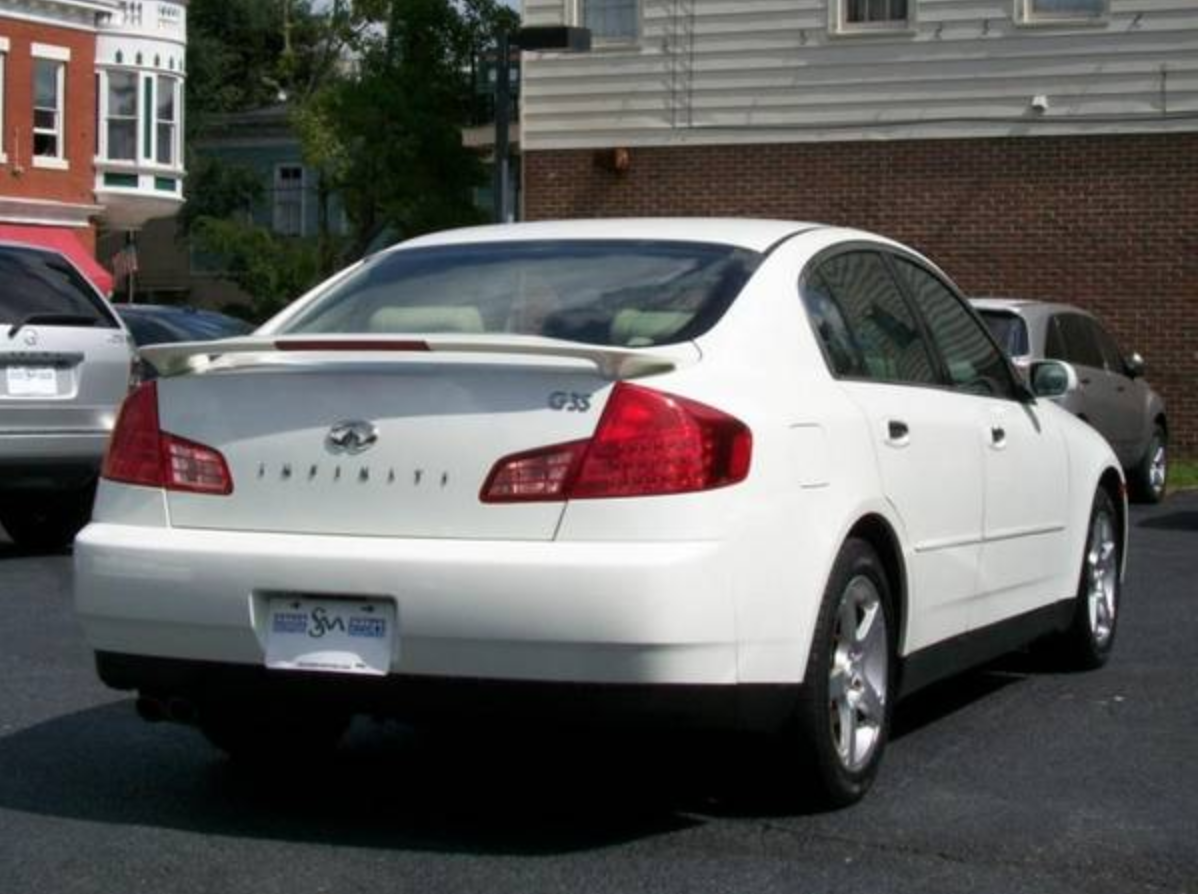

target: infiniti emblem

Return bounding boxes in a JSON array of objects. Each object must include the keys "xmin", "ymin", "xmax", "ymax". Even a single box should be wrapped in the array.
[
  {"xmin": 22, "ymin": 329, "xmax": 37, "ymax": 347},
  {"xmin": 326, "ymin": 420, "xmax": 379, "ymax": 455}
]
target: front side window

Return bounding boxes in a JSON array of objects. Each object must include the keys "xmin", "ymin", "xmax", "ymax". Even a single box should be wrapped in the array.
[
  {"xmin": 1054, "ymin": 314, "xmax": 1105, "ymax": 369},
  {"xmin": 273, "ymin": 165, "xmax": 305, "ymax": 237},
  {"xmin": 1088, "ymin": 317, "xmax": 1127, "ymax": 373},
  {"xmin": 809, "ymin": 251, "xmax": 938, "ymax": 385},
  {"xmin": 893, "ymin": 259, "xmax": 1015, "ymax": 398},
  {"xmin": 282, "ymin": 240, "xmax": 761, "ymax": 348},
  {"xmin": 106, "ymin": 70, "xmax": 138, "ymax": 161},
  {"xmin": 580, "ymin": 0, "xmax": 639, "ymax": 42},
  {"xmin": 155, "ymin": 75, "xmax": 178, "ymax": 166},
  {"xmin": 33, "ymin": 59, "xmax": 64, "ymax": 159}
]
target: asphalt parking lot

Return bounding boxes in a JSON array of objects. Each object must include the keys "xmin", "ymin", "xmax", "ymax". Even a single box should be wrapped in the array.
[{"xmin": 0, "ymin": 494, "xmax": 1194, "ymax": 894}]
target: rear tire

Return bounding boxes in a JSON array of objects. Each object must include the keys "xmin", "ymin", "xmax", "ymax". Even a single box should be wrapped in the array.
[
  {"xmin": 1130, "ymin": 426, "xmax": 1167, "ymax": 504},
  {"xmin": 0, "ymin": 486, "xmax": 95, "ymax": 551},
  {"xmin": 199, "ymin": 702, "xmax": 350, "ymax": 764},
  {"xmin": 1055, "ymin": 487, "xmax": 1121, "ymax": 670},
  {"xmin": 782, "ymin": 538, "xmax": 895, "ymax": 809}
]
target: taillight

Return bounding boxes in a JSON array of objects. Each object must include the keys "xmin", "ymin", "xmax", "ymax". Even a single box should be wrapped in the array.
[
  {"xmin": 102, "ymin": 382, "xmax": 233, "ymax": 495},
  {"xmin": 481, "ymin": 383, "xmax": 751, "ymax": 503}
]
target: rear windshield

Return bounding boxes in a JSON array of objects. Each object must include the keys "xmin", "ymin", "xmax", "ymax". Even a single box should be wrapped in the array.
[
  {"xmin": 979, "ymin": 310, "xmax": 1030, "ymax": 357},
  {"xmin": 0, "ymin": 246, "xmax": 118, "ymax": 328},
  {"xmin": 282, "ymin": 240, "xmax": 763, "ymax": 347}
]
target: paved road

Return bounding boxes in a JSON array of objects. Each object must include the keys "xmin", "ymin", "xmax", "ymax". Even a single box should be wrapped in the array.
[{"xmin": 0, "ymin": 496, "xmax": 1194, "ymax": 894}]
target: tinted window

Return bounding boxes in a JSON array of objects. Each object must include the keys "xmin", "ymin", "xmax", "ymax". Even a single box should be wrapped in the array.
[
  {"xmin": 1089, "ymin": 318, "xmax": 1126, "ymax": 373},
  {"xmin": 283, "ymin": 241, "xmax": 762, "ymax": 348},
  {"xmin": 800, "ymin": 270, "xmax": 865, "ymax": 377},
  {"xmin": 812, "ymin": 252, "xmax": 938, "ymax": 385},
  {"xmin": 1055, "ymin": 314, "xmax": 1104, "ymax": 368},
  {"xmin": 1045, "ymin": 315, "xmax": 1068, "ymax": 361},
  {"xmin": 120, "ymin": 313, "xmax": 185, "ymax": 346},
  {"xmin": 893, "ymin": 259, "xmax": 1014, "ymax": 397},
  {"xmin": 979, "ymin": 311, "xmax": 1030, "ymax": 357},
  {"xmin": 0, "ymin": 247, "xmax": 117, "ymax": 328}
]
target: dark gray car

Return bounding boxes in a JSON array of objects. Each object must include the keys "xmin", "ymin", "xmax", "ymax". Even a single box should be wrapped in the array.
[{"xmin": 972, "ymin": 298, "xmax": 1168, "ymax": 503}]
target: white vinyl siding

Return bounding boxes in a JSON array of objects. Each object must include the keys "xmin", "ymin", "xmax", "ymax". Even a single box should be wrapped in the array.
[{"xmin": 520, "ymin": 0, "xmax": 1197, "ymax": 149}]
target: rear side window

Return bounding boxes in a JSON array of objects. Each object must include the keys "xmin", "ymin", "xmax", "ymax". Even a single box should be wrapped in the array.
[
  {"xmin": 0, "ymin": 247, "xmax": 117, "ymax": 328},
  {"xmin": 979, "ymin": 311, "xmax": 1030, "ymax": 357},
  {"xmin": 1054, "ymin": 314, "xmax": 1104, "ymax": 368},
  {"xmin": 893, "ymin": 259, "xmax": 1015, "ymax": 398},
  {"xmin": 806, "ymin": 251, "xmax": 938, "ymax": 385},
  {"xmin": 283, "ymin": 240, "xmax": 762, "ymax": 348}
]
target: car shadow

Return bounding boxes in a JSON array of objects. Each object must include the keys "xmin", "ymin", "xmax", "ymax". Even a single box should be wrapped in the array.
[
  {"xmin": 0, "ymin": 658, "xmax": 1041, "ymax": 848},
  {"xmin": 1137, "ymin": 510, "xmax": 1197, "ymax": 532}
]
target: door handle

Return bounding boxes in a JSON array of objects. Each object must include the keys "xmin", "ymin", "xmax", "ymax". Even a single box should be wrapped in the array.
[
  {"xmin": 887, "ymin": 420, "xmax": 910, "ymax": 444},
  {"xmin": 990, "ymin": 425, "xmax": 1007, "ymax": 447}
]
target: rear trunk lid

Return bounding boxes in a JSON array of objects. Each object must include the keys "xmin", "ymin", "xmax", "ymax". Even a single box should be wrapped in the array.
[{"xmin": 157, "ymin": 347, "xmax": 692, "ymax": 541}]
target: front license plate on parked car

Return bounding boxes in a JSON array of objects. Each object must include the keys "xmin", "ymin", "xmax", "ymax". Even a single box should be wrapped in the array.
[
  {"xmin": 5, "ymin": 366, "xmax": 57, "ymax": 397},
  {"xmin": 265, "ymin": 597, "xmax": 395, "ymax": 676}
]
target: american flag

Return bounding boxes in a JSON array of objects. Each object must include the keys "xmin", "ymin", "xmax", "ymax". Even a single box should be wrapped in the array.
[{"xmin": 111, "ymin": 244, "xmax": 139, "ymax": 279}]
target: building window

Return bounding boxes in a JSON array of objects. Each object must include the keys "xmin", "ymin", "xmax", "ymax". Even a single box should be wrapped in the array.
[
  {"xmin": 155, "ymin": 75, "xmax": 178, "ymax": 166},
  {"xmin": 578, "ymin": 0, "xmax": 639, "ymax": 43},
  {"xmin": 1019, "ymin": 0, "xmax": 1106, "ymax": 21},
  {"xmin": 106, "ymin": 71, "xmax": 138, "ymax": 161},
  {"xmin": 833, "ymin": 0, "xmax": 913, "ymax": 33},
  {"xmin": 273, "ymin": 165, "xmax": 305, "ymax": 237},
  {"xmin": 32, "ymin": 59, "xmax": 65, "ymax": 161}
]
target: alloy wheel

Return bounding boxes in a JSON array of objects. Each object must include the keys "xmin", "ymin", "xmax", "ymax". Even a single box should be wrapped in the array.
[
  {"xmin": 1085, "ymin": 511, "xmax": 1119, "ymax": 646},
  {"xmin": 828, "ymin": 575, "xmax": 888, "ymax": 773}
]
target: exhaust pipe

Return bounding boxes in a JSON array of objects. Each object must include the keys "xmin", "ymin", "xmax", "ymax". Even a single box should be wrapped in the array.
[
  {"xmin": 166, "ymin": 697, "xmax": 198, "ymax": 726},
  {"xmin": 135, "ymin": 695, "xmax": 166, "ymax": 723}
]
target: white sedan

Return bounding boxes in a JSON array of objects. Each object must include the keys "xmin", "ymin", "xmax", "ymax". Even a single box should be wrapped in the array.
[{"xmin": 74, "ymin": 219, "xmax": 1124, "ymax": 807}]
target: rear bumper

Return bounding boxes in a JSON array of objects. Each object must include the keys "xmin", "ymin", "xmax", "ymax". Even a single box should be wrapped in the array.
[
  {"xmin": 96, "ymin": 652, "xmax": 797, "ymax": 732},
  {"xmin": 75, "ymin": 522, "xmax": 743, "ymax": 688},
  {"xmin": 0, "ymin": 431, "xmax": 106, "ymax": 492}
]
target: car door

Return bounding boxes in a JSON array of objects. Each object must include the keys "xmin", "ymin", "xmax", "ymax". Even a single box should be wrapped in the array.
[
  {"xmin": 1051, "ymin": 313, "xmax": 1124, "ymax": 453},
  {"xmin": 889, "ymin": 257, "xmax": 1071, "ymax": 627},
  {"xmin": 800, "ymin": 249, "xmax": 984, "ymax": 652},
  {"xmin": 1089, "ymin": 317, "xmax": 1143, "ymax": 466}
]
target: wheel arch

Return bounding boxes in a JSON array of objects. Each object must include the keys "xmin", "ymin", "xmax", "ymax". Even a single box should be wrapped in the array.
[
  {"xmin": 844, "ymin": 513, "xmax": 909, "ymax": 655},
  {"xmin": 1097, "ymin": 466, "xmax": 1128, "ymax": 578}
]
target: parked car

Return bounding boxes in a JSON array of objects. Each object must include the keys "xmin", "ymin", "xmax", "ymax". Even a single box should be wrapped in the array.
[
  {"xmin": 0, "ymin": 241, "xmax": 135, "ymax": 549},
  {"xmin": 971, "ymin": 298, "xmax": 1168, "ymax": 503},
  {"xmin": 114, "ymin": 303, "xmax": 254, "ymax": 349},
  {"xmin": 75, "ymin": 221, "xmax": 1125, "ymax": 808}
]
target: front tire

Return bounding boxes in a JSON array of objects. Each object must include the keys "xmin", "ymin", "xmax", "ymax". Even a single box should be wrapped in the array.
[
  {"xmin": 785, "ymin": 538, "xmax": 895, "ymax": 808},
  {"xmin": 1130, "ymin": 426, "xmax": 1167, "ymax": 504},
  {"xmin": 1057, "ymin": 487, "xmax": 1121, "ymax": 670}
]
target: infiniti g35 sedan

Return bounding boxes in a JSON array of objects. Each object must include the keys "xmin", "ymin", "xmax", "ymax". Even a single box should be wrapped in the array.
[
  {"xmin": 74, "ymin": 220, "xmax": 1125, "ymax": 807},
  {"xmin": 972, "ymin": 298, "xmax": 1168, "ymax": 504}
]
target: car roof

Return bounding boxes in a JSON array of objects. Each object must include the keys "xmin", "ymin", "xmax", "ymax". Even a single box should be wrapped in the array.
[
  {"xmin": 969, "ymin": 297, "xmax": 1090, "ymax": 318},
  {"xmin": 397, "ymin": 218, "xmax": 825, "ymax": 254}
]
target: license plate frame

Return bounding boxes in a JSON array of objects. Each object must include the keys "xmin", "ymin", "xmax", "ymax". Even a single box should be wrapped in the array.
[
  {"xmin": 264, "ymin": 596, "xmax": 395, "ymax": 676},
  {"xmin": 5, "ymin": 366, "xmax": 58, "ymax": 397}
]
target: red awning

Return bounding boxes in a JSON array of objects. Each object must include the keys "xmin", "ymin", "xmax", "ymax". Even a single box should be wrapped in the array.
[{"xmin": 0, "ymin": 224, "xmax": 115, "ymax": 295}]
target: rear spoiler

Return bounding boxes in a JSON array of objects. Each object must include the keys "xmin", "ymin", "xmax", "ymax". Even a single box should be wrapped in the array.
[{"xmin": 139, "ymin": 334, "xmax": 685, "ymax": 381}]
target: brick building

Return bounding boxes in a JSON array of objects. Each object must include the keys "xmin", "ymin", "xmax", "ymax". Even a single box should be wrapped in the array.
[
  {"xmin": 0, "ymin": 0, "xmax": 188, "ymax": 292},
  {"xmin": 519, "ymin": 0, "xmax": 1197, "ymax": 452}
]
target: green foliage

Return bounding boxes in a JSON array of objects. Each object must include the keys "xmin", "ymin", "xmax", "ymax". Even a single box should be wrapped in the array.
[
  {"xmin": 177, "ymin": 155, "xmax": 263, "ymax": 235},
  {"xmin": 190, "ymin": 218, "xmax": 324, "ymax": 322}
]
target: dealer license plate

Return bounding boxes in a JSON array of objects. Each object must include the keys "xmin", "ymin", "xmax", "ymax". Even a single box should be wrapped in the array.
[
  {"xmin": 6, "ymin": 367, "xmax": 57, "ymax": 397},
  {"xmin": 265, "ymin": 597, "xmax": 395, "ymax": 676}
]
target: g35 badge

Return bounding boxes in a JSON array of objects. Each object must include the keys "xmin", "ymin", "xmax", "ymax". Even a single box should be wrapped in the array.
[{"xmin": 548, "ymin": 391, "xmax": 592, "ymax": 412}]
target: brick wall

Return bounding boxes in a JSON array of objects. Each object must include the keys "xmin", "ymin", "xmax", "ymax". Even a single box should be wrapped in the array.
[
  {"xmin": 0, "ymin": 18, "xmax": 98, "ymax": 209},
  {"xmin": 524, "ymin": 133, "xmax": 1197, "ymax": 453}
]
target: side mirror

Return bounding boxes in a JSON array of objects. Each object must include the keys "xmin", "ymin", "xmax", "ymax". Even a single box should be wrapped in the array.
[
  {"xmin": 1124, "ymin": 352, "xmax": 1145, "ymax": 379},
  {"xmin": 1030, "ymin": 360, "xmax": 1078, "ymax": 399}
]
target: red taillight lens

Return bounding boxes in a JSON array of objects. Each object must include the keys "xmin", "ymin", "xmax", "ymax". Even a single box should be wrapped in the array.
[
  {"xmin": 481, "ymin": 383, "xmax": 751, "ymax": 503},
  {"xmin": 102, "ymin": 382, "xmax": 233, "ymax": 495}
]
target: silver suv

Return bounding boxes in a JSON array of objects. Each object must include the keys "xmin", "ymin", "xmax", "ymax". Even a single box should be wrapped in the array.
[
  {"xmin": 972, "ymin": 298, "xmax": 1169, "ymax": 503},
  {"xmin": 0, "ymin": 242, "xmax": 135, "ymax": 549}
]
